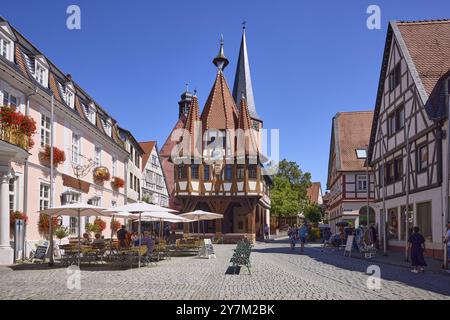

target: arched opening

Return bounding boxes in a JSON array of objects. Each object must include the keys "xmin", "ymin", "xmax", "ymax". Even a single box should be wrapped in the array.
[{"xmin": 359, "ymin": 206, "xmax": 375, "ymax": 226}]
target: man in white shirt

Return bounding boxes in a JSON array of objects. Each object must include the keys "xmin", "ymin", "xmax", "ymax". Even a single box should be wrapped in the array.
[{"xmin": 445, "ymin": 223, "xmax": 450, "ymax": 264}]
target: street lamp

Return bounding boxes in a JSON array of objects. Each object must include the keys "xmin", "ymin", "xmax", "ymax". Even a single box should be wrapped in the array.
[{"xmin": 356, "ymin": 146, "xmax": 370, "ymax": 228}]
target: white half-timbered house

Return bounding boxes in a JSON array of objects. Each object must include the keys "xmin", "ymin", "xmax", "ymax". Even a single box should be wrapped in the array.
[{"xmin": 368, "ymin": 20, "xmax": 450, "ymax": 259}]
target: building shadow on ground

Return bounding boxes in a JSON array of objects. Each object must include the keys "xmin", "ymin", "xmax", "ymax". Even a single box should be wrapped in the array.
[{"xmin": 252, "ymin": 243, "xmax": 450, "ymax": 297}]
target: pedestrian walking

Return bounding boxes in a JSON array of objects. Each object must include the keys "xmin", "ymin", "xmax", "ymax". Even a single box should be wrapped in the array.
[
  {"xmin": 444, "ymin": 222, "xmax": 450, "ymax": 268},
  {"xmin": 264, "ymin": 223, "xmax": 270, "ymax": 241},
  {"xmin": 298, "ymin": 222, "xmax": 308, "ymax": 252},
  {"xmin": 408, "ymin": 226, "xmax": 427, "ymax": 273}
]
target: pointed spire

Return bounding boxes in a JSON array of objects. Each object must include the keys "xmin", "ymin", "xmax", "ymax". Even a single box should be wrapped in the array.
[
  {"xmin": 233, "ymin": 25, "xmax": 261, "ymax": 121},
  {"xmin": 212, "ymin": 34, "xmax": 229, "ymax": 71},
  {"xmin": 237, "ymin": 94, "xmax": 258, "ymax": 154}
]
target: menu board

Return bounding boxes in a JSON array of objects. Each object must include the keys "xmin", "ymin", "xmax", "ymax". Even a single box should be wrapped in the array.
[
  {"xmin": 33, "ymin": 240, "xmax": 50, "ymax": 262},
  {"xmin": 344, "ymin": 235, "xmax": 354, "ymax": 257},
  {"xmin": 198, "ymin": 239, "xmax": 216, "ymax": 259}
]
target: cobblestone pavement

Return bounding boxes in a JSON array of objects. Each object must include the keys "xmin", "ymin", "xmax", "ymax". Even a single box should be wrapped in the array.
[{"xmin": 0, "ymin": 241, "xmax": 449, "ymax": 300}]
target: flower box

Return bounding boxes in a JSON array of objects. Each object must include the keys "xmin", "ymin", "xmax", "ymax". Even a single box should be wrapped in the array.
[
  {"xmin": 39, "ymin": 145, "xmax": 66, "ymax": 167},
  {"xmin": 0, "ymin": 106, "xmax": 36, "ymax": 150}
]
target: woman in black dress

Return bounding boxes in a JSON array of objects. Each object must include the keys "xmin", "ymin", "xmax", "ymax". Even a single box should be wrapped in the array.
[{"xmin": 408, "ymin": 227, "xmax": 427, "ymax": 273}]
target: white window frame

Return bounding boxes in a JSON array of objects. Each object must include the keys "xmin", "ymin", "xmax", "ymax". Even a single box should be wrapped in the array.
[
  {"xmin": 65, "ymin": 88, "xmax": 75, "ymax": 109},
  {"xmin": 39, "ymin": 183, "xmax": 50, "ymax": 211},
  {"xmin": 0, "ymin": 35, "xmax": 13, "ymax": 62},
  {"xmin": 71, "ymin": 133, "xmax": 81, "ymax": 164},
  {"xmin": 40, "ymin": 113, "xmax": 51, "ymax": 148},
  {"xmin": 83, "ymin": 103, "xmax": 96, "ymax": 124},
  {"xmin": 101, "ymin": 118, "xmax": 112, "ymax": 136},
  {"xmin": 94, "ymin": 146, "xmax": 102, "ymax": 167},
  {"xmin": 35, "ymin": 62, "xmax": 48, "ymax": 87},
  {"xmin": 2, "ymin": 90, "xmax": 19, "ymax": 108},
  {"xmin": 357, "ymin": 175, "xmax": 368, "ymax": 192},
  {"xmin": 112, "ymin": 156, "xmax": 117, "ymax": 177}
]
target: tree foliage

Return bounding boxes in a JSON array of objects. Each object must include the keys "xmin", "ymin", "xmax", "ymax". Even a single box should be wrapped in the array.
[
  {"xmin": 271, "ymin": 159, "xmax": 312, "ymax": 217},
  {"xmin": 304, "ymin": 203, "xmax": 323, "ymax": 224}
]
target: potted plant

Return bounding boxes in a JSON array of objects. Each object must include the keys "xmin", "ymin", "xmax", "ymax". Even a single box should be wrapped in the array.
[
  {"xmin": 54, "ymin": 226, "xmax": 70, "ymax": 245},
  {"xmin": 93, "ymin": 166, "xmax": 110, "ymax": 183},
  {"xmin": 39, "ymin": 145, "xmax": 66, "ymax": 167},
  {"xmin": 111, "ymin": 176, "xmax": 125, "ymax": 189}
]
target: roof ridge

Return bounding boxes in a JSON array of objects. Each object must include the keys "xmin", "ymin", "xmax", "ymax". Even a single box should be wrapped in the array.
[{"xmin": 395, "ymin": 19, "xmax": 450, "ymax": 25}]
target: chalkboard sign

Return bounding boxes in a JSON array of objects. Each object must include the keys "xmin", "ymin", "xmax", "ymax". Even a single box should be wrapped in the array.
[
  {"xmin": 198, "ymin": 239, "xmax": 216, "ymax": 259},
  {"xmin": 344, "ymin": 235, "xmax": 354, "ymax": 257},
  {"xmin": 33, "ymin": 240, "xmax": 50, "ymax": 263}
]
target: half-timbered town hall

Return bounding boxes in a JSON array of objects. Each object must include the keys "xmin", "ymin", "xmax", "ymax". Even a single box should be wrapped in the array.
[{"xmin": 162, "ymin": 28, "xmax": 271, "ymax": 243}]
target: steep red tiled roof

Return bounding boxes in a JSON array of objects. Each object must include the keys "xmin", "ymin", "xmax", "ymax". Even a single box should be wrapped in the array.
[
  {"xmin": 335, "ymin": 111, "xmax": 373, "ymax": 171},
  {"xmin": 48, "ymin": 72, "xmax": 63, "ymax": 103},
  {"xmin": 14, "ymin": 46, "xmax": 30, "ymax": 81},
  {"xmin": 140, "ymin": 141, "xmax": 156, "ymax": 170},
  {"xmin": 160, "ymin": 116, "xmax": 186, "ymax": 158},
  {"xmin": 183, "ymin": 96, "xmax": 201, "ymax": 158},
  {"xmin": 396, "ymin": 20, "xmax": 450, "ymax": 96},
  {"xmin": 201, "ymin": 72, "xmax": 238, "ymax": 130},
  {"xmin": 160, "ymin": 117, "xmax": 186, "ymax": 211},
  {"xmin": 307, "ymin": 182, "xmax": 322, "ymax": 204}
]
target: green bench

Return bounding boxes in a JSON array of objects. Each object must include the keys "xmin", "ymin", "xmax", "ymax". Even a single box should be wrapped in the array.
[{"xmin": 229, "ymin": 240, "xmax": 252, "ymax": 275}]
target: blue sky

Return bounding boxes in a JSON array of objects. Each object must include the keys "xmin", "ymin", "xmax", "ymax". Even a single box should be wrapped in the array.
[{"xmin": 2, "ymin": 0, "xmax": 449, "ymax": 190}]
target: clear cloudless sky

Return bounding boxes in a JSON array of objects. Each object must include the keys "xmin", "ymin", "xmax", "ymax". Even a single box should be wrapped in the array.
[{"xmin": 2, "ymin": 0, "xmax": 450, "ymax": 190}]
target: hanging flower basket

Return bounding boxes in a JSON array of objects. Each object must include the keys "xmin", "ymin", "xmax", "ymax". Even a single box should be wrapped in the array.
[
  {"xmin": 111, "ymin": 176, "xmax": 125, "ymax": 189},
  {"xmin": 38, "ymin": 213, "xmax": 59, "ymax": 236},
  {"xmin": 0, "ymin": 106, "xmax": 37, "ymax": 150},
  {"xmin": 93, "ymin": 218, "xmax": 106, "ymax": 234},
  {"xmin": 93, "ymin": 166, "xmax": 110, "ymax": 183},
  {"xmin": 110, "ymin": 219, "xmax": 121, "ymax": 234},
  {"xmin": 10, "ymin": 211, "xmax": 28, "ymax": 228},
  {"xmin": 39, "ymin": 145, "xmax": 66, "ymax": 167}
]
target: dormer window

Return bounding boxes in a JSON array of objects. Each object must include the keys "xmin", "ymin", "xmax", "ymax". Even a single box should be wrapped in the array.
[
  {"xmin": 0, "ymin": 22, "xmax": 15, "ymax": 62},
  {"xmin": 83, "ymin": 103, "xmax": 96, "ymax": 125},
  {"xmin": 34, "ymin": 62, "xmax": 48, "ymax": 87},
  {"xmin": 101, "ymin": 117, "xmax": 112, "ymax": 136},
  {"xmin": 65, "ymin": 89, "xmax": 74, "ymax": 109},
  {"xmin": 0, "ymin": 37, "xmax": 10, "ymax": 60}
]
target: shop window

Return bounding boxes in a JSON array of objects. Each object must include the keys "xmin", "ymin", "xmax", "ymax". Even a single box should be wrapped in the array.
[
  {"xmin": 388, "ymin": 208, "xmax": 398, "ymax": 240},
  {"xmin": 416, "ymin": 202, "xmax": 432, "ymax": 241}
]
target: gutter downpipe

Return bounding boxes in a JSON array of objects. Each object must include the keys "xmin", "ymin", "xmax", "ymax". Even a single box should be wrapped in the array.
[
  {"xmin": 48, "ymin": 94, "xmax": 55, "ymax": 266},
  {"xmin": 444, "ymin": 100, "xmax": 450, "ymax": 270},
  {"xmin": 22, "ymin": 87, "xmax": 37, "ymax": 260}
]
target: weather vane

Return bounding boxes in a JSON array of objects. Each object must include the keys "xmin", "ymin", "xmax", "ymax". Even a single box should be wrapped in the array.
[{"xmin": 242, "ymin": 20, "xmax": 247, "ymax": 29}]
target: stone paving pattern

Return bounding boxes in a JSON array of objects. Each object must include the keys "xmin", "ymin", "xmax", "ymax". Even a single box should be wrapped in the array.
[{"xmin": 0, "ymin": 242, "xmax": 449, "ymax": 300}]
